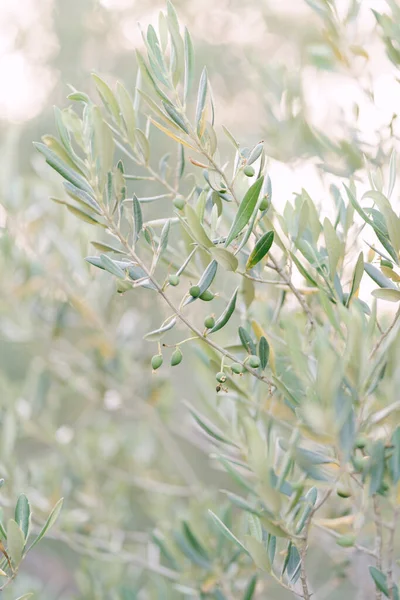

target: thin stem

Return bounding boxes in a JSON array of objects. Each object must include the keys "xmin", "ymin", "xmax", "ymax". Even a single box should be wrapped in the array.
[
  {"xmin": 268, "ymin": 255, "xmax": 315, "ymax": 327},
  {"xmin": 370, "ymin": 306, "xmax": 400, "ymax": 359},
  {"xmin": 299, "ymin": 543, "xmax": 311, "ymax": 600},
  {"xmin": 314, "ymin": 523, "xmax": 377, "ymax": 558}
]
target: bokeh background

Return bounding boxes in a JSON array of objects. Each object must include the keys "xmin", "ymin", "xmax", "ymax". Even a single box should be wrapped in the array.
[{"xmin": 0, "ymin": 0, "xmax": 399, "ymax": 598}]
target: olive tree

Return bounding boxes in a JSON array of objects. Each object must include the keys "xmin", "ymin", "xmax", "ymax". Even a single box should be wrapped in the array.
[{"xmin": 34, "ymin": 1, "xmax": 400, "ymax": 598}]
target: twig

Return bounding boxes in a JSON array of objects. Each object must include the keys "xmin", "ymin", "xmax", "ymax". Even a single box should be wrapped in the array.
[
  {"xmin": 314, "ymin": 523, "xmax": 377, "ymax": 558},
  {"xmin": 268, "ymin": 255, "xmax": 315, "ymax": 327},
  {"xmin": 369, "ymin": 306, "xmax": 400, "ymax": 359}
]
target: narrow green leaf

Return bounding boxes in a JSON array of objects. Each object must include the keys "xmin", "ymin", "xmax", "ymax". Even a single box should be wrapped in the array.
[
  {"xmin": 15, "ymin": 495, "xmax": 30, "ymax": 541},
  {"xmin": 144, "ymin": 317, "xmax": 177, "ymax": 341},
  {"xmin": 90, "ymin": 241, "xmax": 124, "ymax": 254},
  {"xmin": 364, "ymin": 263, "xmax": 397, "ymax": 289},
  {"xmin": 7, "ymin": 519, "xmax": 25, "ymax": 566},
  {"xmin": 286, "ymin": 544, "xmax": 301, "ymax": 583},
  {"xmin": 100, "ymin": 254, "xmax": 126, "ymax": 279},
  {"xmin": 41, "ymin": 134, "xmax": 85, "ymax": 176},
  {"xmin": 195, "ymin": 68, "xmax": 208, "ymax": 137},
  {"xmin": 323, "ymin": 217, "xmax": 342, "ymax": 276},
  {"xmin": 184, "ymin": 27, "xmax": 194, "ymax": 103},
  {"xmin": 369, "ymin": 567, "xmax": 389, "ymax": 597},
  {"xmin": 246, "ymin": 231, "xmax": 274, "ymax": 270},
  {"xmin": 117, "ymin": 81, "xmax": 136, "ymax": 145},
  {"xmin": 247, "ymin": 514, "xmax": 263, "ymax": 542},
  {"xmin": 197, "ymin": 260, "xmax": 218, "ymax": 295},
  {"xmin": 209, "ymin": 287, "xmax": 238, "ymax": 333},
  {"xmin": 133, "ymin": 194, "xmax": 143, "ymax": 242},
  {"xmin": 208, "ymin": 510, "xmax": 247, "ymax": 553},
  {"xmin": 243, "ymin": 575, "xmax": 258, "ymax": 600},
  {"xmin": 244, "ymin": 535, "xmax": 271, "ymax": 571},
  {"xmin": 27, "ymin": 499, "xmax": 63, "ymax": 553},
  {"xmin": 347, "ymin": 252, "xmax": 364, "ymax": 304},
  {"xmin": 63, "ymin": 182, "xmax": 101, "ymax": 214},
  {"xmin": 222, "ymin": 125, "xmax": 239, "ymax": 149},
  {"xmin": 92, "ymin": 73, "xmax": 120, "ymax": 124},
  {"xmin": 225, "ymin": 177, "xmax": 264, "ymax": 247},
  {"xmin": 238, "ymin": 327, "xmax": 256, "ymax": 355},
  {"xmin": 34, "ymin": 142, "xmax": 93, "ymax": 195},
  {"xmin": 135, "ymin": 50, "xmax": 172, "ymax": 105},
  {"xmin": 210, "ymin": 247, "xmax": 238, "ymax": 272},
  {"xmin": 66, "ymin": 205, "xmax": 103, "ymax": 225},
  {"xmin": 259, "ymin": 337, "xmax": 269, "ymax": 370},
  {"xmin": 372, "ymin": 289, "xmax": 400, "ymax": 302},
  {"xmin": 388, "ymin": 149, "xmax": 397, "ymax": 198},
  {"xmin": 247, "ymin": 143, "xmax": 264, "ymax": 166},
  {"xmin": 184, "ymin": 205, "xmax": 213, "ymax": 248},
  {"xmin": 162, "ymin": 102, "xmax": 189, "ymax": 133},
  {"xmin": 186, "ymin": 403, "xmax": 236, "ymax": 446},
  {"xmin": 15, "ymin": 595, "xmax": 34, "ymax": 600},
  {"xmin": 135, "ymin": 128, "xmax": 150, "ymax": 164}
]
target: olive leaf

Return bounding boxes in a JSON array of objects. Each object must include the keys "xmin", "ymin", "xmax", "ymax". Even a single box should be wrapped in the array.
[
  {"xmin": 209, "ymin": 287, "xmax": 238, "ymax": 333},
  {"xmin": 225, "ymin": 177, "xmax": 264, "ymax": 247},
  {"xmin": 246, "ymin": 231, "xmax": 274, "ymax": 270}
]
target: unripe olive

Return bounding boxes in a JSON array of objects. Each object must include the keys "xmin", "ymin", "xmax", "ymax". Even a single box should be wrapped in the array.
[
  {"xmin": 171, "ymin": 348, "xmax": 183, "ymax": 366},
  {"xmin": 336, "ymin": 534, "xmax": 356, "ymax": 548},
  {"xmin": 381, "ymin": 259, "xmax": 394, "ymax": 269},
  {"xmin": 116, "ymin": 280, "xmax": 132, "ymax": 294},
  {"xmin": 204, "ymin": 315, "xmax": 215, "ymax": 329},
  {"xmin": 173, "ymin": 195, "xmax": 185, "ymax": 210},
  {"xmin": 231, "ymin": 362, "xmax": 244, "ymax": 374},
  {"xmin": 216, "ymin": 371, "xmax": 227, "ymax": 383},
  {"xmin": 336, "ymin": 486, "xmax": 352, "ymax": 499},
  {"xmin": 199, "ymin": 290, "xmax": 214, "ymax": 301},
  {"xmin": 248, "ymin": 355, "xmax": 260, "ymax": 369},
  {"xmin": 259, "ymin": 196, "xmax": 270, "ymax": 211},
  {"xmin": 151, "ymin": 354, "xmax": 163, "ymax": 370},
  {"xmin": 189, "ymin": 285, "xmax": 201, "ymax": 298},
  {"xmin": 352, "ymin": 455, "xmax": 366, "ymax": 473},
  {"xmin": 378, "ymin": 481, "xmax": 389, "ymax": 496},
  {"xmin": 244, "ymin": 165, "xmax": 255, "ymax": 177},
  {"xmin": 354, "ymin": 435, "xmax": 368, "ymax": 449},
  {"xmin": 168, "ymin": 274, "xmax": 180, "ymax": 287}
]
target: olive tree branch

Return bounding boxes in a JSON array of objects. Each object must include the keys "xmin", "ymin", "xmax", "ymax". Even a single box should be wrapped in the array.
[{"xmin": 102, "ymin": 212, "xmax": 273, "ymax": 387}]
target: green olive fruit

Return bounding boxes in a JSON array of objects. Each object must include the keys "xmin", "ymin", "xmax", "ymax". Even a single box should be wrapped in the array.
[
  {"xmin": 168, "ymin": 274, "xmax": 180, "ymax": 286},
  {"xmin": 189, "ymin": 285, "xmax": 201, "ymax": 298},
  {"xmin": 244, "ymin": 165, "xmax": 255, "ymax": 177},
  {"xmin": 248, "ymin": 355, "xmax": 260, "ymax": 368},
  {"xmin": 216, "ymin": 371, "xmax": 227, "ymax": 383},
  {"xmin": 336, "ymin": 534, "xmax": 356, "ymax": 548},
  {"xmin": 171, "ymin": 348, "xmax": 183, "ymax": 366},
  {"xmin": 336, "ymin": 486, "xmax": 352, "ymax": 498},
  {"xmin": 354, "ymin": 435, "xmax": 368, "ymax": 449},
  {"xmin": 231, "ymin": 362, "xmax": 244, "ymax": 374},
  {"xmin": 259, "ymin": 196, "xmax": 270, "ymax": 211},
  {"xmin": 151, "ymin": 354, "xmax": 163, "ymax": 370},
  {"xmin": 199, "ymin": 290, "xmax": 214, "ymax": 301},
  {"xmin": 204, "ymin": 316, "xmax": 215, "ymax": 329},
  {"xmin": 173, "ymin": 196, "xmax": 185, "ymax": 210}
]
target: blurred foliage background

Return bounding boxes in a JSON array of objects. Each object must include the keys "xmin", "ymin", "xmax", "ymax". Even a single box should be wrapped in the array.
[{"xmin": 1, "ymin": 0, "xmax": 400, "ymax": 598}]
